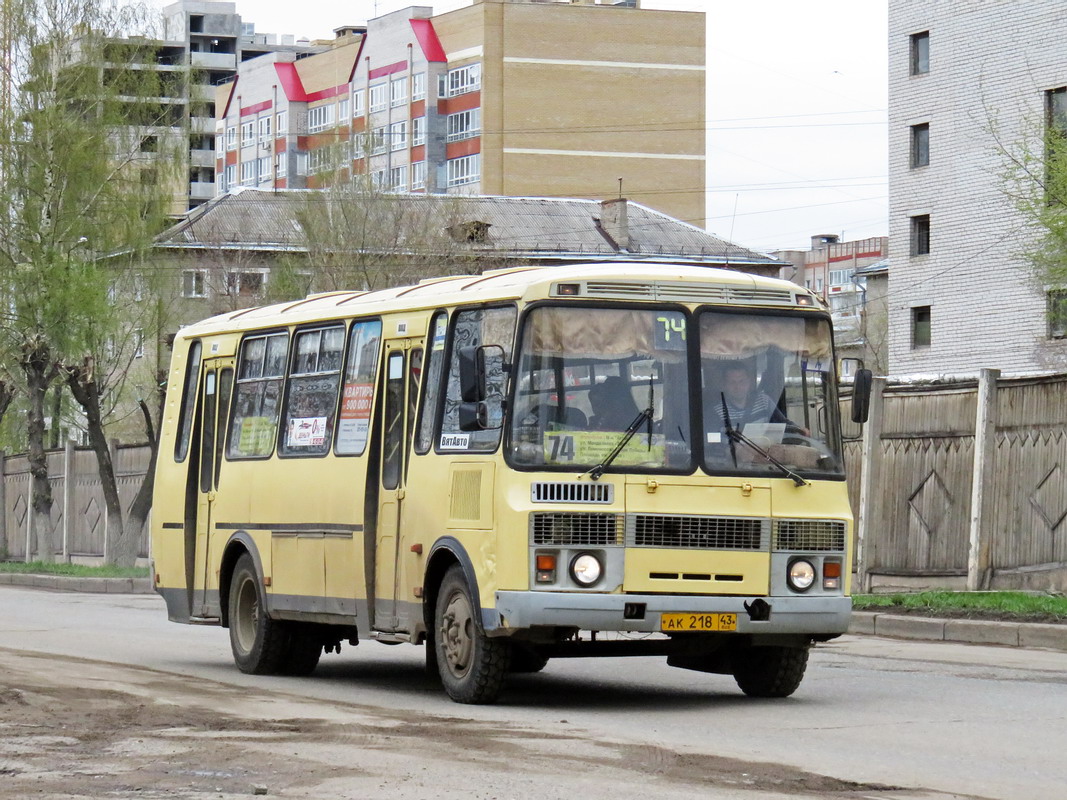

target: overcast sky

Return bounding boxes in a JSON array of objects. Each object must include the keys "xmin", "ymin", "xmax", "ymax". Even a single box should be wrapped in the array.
[{"xmin": 179, "ymin": 0, "xmax": 889, "ymax": 253}]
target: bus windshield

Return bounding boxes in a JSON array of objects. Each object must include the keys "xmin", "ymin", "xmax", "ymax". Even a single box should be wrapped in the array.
[
  {"xmin": 508, "ymin": 306, "xmax": 693, "ymax": 472},
  {"xmin": 507, "ymin": 305, "xmax": 843, "ymax": 478},
  {"xmin": 699, "ymin": 310, "xmax": 842, "ymax": 478}
]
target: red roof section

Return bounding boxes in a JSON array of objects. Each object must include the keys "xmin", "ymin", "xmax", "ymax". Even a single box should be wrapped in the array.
[
  {"xmin": 274, "ymin": 62, "xmax": 309, "ymax": 102},
  {"xmin": 410, "ymin": 18, "xmax": 447, "ymax": 62}
]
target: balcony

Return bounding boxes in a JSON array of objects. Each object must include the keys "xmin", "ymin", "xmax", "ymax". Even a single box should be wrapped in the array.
[
  {"xmin": 190, "ymin": 52, "xmax": 236, "ymax": 70},
  {"xmin": 189, "ymin": 180, "xmax": 216, "ymax": 201},
  {"xmin": 190, "ymin": 148, "xmax": 215, "ymax": 168}
]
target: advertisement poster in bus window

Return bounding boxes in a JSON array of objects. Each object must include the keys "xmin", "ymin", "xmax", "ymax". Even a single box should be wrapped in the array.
[
  {"xmin": 287, "ymin": 416, "xmax": 328, "ymax": 447},
  {"xmin": 337, "ymin": 321, "xmax": 381, "ymax": 453},
  {"xmin": 432, "ymin": 314, "xmax": 447, "ymax": 351}
]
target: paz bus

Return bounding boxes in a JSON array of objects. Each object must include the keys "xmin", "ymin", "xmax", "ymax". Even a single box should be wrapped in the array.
[{"xmin": 151, "ymin": 262, "xmax": 871, "ymax": 704}]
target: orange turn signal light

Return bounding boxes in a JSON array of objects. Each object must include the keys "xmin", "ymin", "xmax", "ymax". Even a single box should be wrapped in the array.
[
  {"xmin": 823, "ymin": 562, "xmax": 842, "ymax": 578},
  {"xmin": 536, "ymin": 554, "xmax": 557, "ymax": 571}
]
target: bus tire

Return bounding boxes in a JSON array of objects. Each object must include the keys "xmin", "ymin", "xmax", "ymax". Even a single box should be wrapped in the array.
[
  {"xmin": 434, "ymin": 565, "xmax": 510, "ymax": 704},
  {"xmin": 228, "ymin": 553, "xmax": 288, "ymax": 675},
  {"xmin": 732, "ymin": 645, "xmax": 809, "ymax": 698},
  {"xmin": 281, "ymin": 624, "xmax": 322, "ymax": 676}
]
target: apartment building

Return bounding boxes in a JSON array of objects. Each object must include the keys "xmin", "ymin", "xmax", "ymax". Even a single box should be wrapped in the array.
[
  {"xmin": 136, "ymin": 1, "xmax": 323, "ymax": 212},
  {"xmin": 215, "ymin": 0, "xmax": 706, "ymax": 227},
  {"xmin": 889, "ymin": 1, "xmax": 1067, "ymax": 375}
]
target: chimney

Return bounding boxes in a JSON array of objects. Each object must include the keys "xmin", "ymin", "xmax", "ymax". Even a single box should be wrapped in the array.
[{"xmin": 600, "ymin": 198, "xmax": 630, "ymax": 252}]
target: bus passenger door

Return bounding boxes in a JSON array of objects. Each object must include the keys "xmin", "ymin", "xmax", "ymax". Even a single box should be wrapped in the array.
[
  {"xmin": 374, "ymin": 339, "xmax": 423, "ymax": 631},
  {"xmin": 192, "ymin": 357, "xmax": 234, "ymax": 617}
]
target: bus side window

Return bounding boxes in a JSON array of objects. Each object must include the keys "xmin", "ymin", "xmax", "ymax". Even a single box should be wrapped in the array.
[
  {"xmin": 227, "ymin": 332, "xmax": 289, "ymax": 459},
  {"xmin": 279, "ymin": 325, "xmax": 344, "ymax": 457},
  {"xmin": 440, "ymin": 306, "xmax": 516, "ymax": 452},
  {"xmin": 336, "ymin": 319, "xmax": 382, "ymax": 456},
  {"xmin": 414, "ymin": 311, "xmax": 447, "ymax": 454},
  {"xmin": 174, "ymin": 340, "xmax": 202, "ymax": 462}
]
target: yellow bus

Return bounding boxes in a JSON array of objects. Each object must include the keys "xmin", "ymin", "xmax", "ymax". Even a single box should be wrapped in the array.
[{"xmin": 151, "ymin": 262, "xmax": 870, "ymax": 704}]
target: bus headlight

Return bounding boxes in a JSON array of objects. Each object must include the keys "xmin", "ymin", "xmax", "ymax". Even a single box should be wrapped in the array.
[
  {"xmin": 787, "ymin": 559, "xmax": 816, "ymax": 592},
  {"xmin": 570, "ymin": 553, "xmax": 602, "ymax": 586}
]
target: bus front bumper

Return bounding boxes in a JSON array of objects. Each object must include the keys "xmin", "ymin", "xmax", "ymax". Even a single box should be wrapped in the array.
[{"xmin": 489, "ymin": 592, "xmax": 851, "ymax": 636}]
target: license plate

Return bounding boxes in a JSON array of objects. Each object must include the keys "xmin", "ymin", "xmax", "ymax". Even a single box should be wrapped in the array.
[{"xmin": 660, "ymin": 612, "xmax": 737, "ymax": 632}]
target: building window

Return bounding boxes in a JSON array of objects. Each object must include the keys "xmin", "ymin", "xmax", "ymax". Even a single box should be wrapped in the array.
[
  {"xmin": 390, "ymin": 76, "xmax": 407, "ymax": 107},
  {"xmin": 241, "ymin": 120, "xmax": 254, "ymax": 147},
  {"xmin": 240, "ymin": 160, "xmax": 255, "ymax": 185},
  {"xmin": 214, "ymin": 134, "xmax": 223, "ymax": 154},
  {"xmin": 276, "ymin": 153, "xmax": 287, "ymax": 178},
  {"xmin": 353, "ymin": 88, "xmax": 365, "ymax": 117},
  {"xmin": 1048, "ymin": 290, "xmax": 1067, "ymax": 339},
  {"xmin": 828, "ymin": 269, "xmax": 851, "ymax": 287},
  {"xmin": 369, "ymin": 82, "xmax": 387, "ymax": 113},
  {"xmin": 224, "ymin": 164, "xmax": 236, "ymax": 189},
  {"xmin": 412, "ymin": 115, "xmax": 426, "ymax": 147},
  {"xmin": 446, "ymin": 108, "xmax": 481, "ymax": 142},
  {"xmin": 390, "ymin": 164, "xmax": 408, "ymax": 192},
  {"xmin": 339, "ymin": 97, "xmax": 350, "ymax": 120},
  {"xmin": 227, "ymin": 271, "xmax": 265, "ymax": 299},
  {"xmin": 307, "ymin": 147, "xmax": 333, "ymax": 175},
  {"xmin": 411, "ymin": 160, "xmax": 426, "ymax": 190},
  {"xmin": 258, "ymin": 155, "xmax": 271, "ymax": 182},
  {"xmin": 226, "ymin": 126, "xmax": 236, "ymax": 150},
  {"xmin": 371, "ymin": 169, "xmax": 387, "ymax": 190},
  {"xmin": 911, "ymin": 122, "xmax": 929, "ymax": 168},
  {"xmin": 182, "ymin": 269, "xmax": 207, "ymax": 298},
  {"xmin": 910, "ymin": 31, "xmax": 929, "ymax": 75},
  {"xmin": 412, "ymin": 72, "xmax": 426, "ymax": 101},
  {"xmin": 910, "ymin": 214, "xmax": 931, "ymax": 255},
  {"xmin": 446, "ymin": 63, "xmax": 481, "ymax": 97},
  {"xmin": 371, "ymin": 126, "xmax": 387, "ymax": 155},
  {"xmin": 258, "ymin": 115, "xmax": 271, "ymax": 143},
  {"xmin": 446, "ymin": 153, "xmax": 480, "ymax": 187},
  {"xmin": 912, "ymin": 306, "xmax": 931, "ymax": 348},
  {"xmin": 133, "ymin": 329, "xmax": 145, "ymax": 359},
  {"xmin": 308, "ymin": 103, "xmax": 337, "ymax": 133},
  {"xmin": 276, "ymin": 110, "xmax": 287, "ymax": 135},
  {"xmin": 390, "ymin": 120, "xmax": 407, "ymax": 151}
]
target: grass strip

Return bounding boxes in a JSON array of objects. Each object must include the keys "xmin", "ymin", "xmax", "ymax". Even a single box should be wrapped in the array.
[
  {"xmin": 854, "ymin": 590, "xmax": 1067, "ymax": 618},
  {"xmin": 0, "ymin": 560, "xmax": 149, "ymax": 579}
]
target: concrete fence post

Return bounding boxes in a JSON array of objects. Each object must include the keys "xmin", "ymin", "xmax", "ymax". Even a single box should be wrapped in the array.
[
  {"xmin": 0, "ymin": 450, "xmax": 6, "ymax": 559},
  {"xmin": 856, "ymin": 376, "xmax": 886, "ymax": 595},
  {"xmin": 967, "ymin": 368, "xmax": 999, "ymax": 591},
  {"xmin": 62, "ymin": 438, "xmax": 75, "ymax": 563}
]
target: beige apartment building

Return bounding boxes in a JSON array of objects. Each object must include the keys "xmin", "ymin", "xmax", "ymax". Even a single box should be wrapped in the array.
[{"xmin": 216, "ymin": 0, "xmax": 706, "ymax": 227}]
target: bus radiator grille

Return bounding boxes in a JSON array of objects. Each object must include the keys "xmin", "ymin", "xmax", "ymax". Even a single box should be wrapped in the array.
[
  {"xmin": 530, "ymin": 512, "xmax": 625, "ymax": 546},
  {"xmin": 772, "ymin": 520, "xmax": 847, "ymax": 552},
  {"xmin": 627, "ymin": 515, "xmax": 769, "ymax": 550},
  {"xmin": 531, "ymin": 481, "xmax": 614, "ymax": 504}
]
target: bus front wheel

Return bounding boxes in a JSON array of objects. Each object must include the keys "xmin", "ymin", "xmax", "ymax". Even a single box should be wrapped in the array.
[
  {"xmin": 228, "ymin": 553, "xmax": 289, "ymax": 674},
  {"xmin": 732, "ymin": 645, "xmax": 809, "ymax": 698},
  {"xmin": 434, "ymin": 565, "xmax": 510, "ymax": 704}
]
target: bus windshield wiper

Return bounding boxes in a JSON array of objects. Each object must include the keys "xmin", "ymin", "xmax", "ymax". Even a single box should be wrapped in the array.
[
  {"xmin": 720, "ymin": 392, "xmax": 809, "ymax": 488},
  {"xmin": 586, "ymin": 405, "xmax": 654, "ymax": 481}
]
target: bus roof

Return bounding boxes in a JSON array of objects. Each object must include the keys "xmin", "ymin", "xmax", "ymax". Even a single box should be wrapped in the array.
[{"xmin": 176, "ymin": 262, "xmax": 819, "ymax": 339}]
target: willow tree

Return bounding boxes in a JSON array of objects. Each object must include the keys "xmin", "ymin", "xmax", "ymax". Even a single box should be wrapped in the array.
[{"xmin": 0, "ymin": 0, "xmax": 182, "ymax": 563}]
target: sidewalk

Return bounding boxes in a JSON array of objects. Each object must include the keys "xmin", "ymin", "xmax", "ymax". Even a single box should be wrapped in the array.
[
  {"xmin": 0, "ymin": 572, "xmax": 153, "ymax": 595},
  {"xmin": 849, "ymin": 610, "xmax": 1067, "ymax": 652}
]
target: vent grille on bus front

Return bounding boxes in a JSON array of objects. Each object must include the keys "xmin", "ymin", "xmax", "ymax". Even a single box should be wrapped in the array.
[
  {"xmin": 626, "ymin": 515, "xmax": 769, "ymax": 550},
  {"xmin": 772, "ymin": 519, "xmax": 847, "ymax": 552},
  {"xmin": 530, "ymin": 512, "xmax": 625, "ymax": 546},
  {"xmin": 582, "ymin": 281, "xmax": 795, "ymax": 306},
  {"xmin": 531, "ymin": 482, "xmax": 614, "ymax": 504}
]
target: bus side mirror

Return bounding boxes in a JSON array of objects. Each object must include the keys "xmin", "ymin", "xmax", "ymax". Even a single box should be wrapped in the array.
[
  {"xmin": 851, "ymin": 368, "xmax": 873, "ymax": 423},
  {"xmin": 458, "ymin": 345, "xmax": 506, "ymax": 430}
]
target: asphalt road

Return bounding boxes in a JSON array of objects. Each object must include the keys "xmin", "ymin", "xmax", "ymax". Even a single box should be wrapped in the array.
[{"xmin": 1, "ymin": 585, "xmax": 1065, "ymax": 800}]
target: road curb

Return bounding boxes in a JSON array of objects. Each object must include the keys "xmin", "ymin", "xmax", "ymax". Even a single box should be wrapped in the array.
[
  {"xmin": 0, "ymin": 572, "xmax": 153, "ymax": 594},
  {"xmin": 849, "ymin": 610, "xmax": 1067, "ymax": 653}
]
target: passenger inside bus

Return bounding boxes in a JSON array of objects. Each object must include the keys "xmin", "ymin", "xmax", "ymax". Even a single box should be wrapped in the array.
[{"xmin": 588, "ymin": 376, "xmax": 642, "ymax": 431}]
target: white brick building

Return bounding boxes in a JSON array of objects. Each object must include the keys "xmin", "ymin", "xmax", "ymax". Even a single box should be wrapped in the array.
[{"xmin": 889, "ymin": 1, "xmax": 1067, "ymax": 375}]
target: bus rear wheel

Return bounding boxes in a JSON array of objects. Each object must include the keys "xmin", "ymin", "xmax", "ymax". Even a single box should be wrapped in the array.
[
  {"xmin": 434, "ymin": 565, "xmax": 510, "ymax": 704},
  {"xmin": 732, "ymin": 645, "xmax": 809, "ymax": 698},
  {"xmin": 228, "ymin": 553, "xmax": 288, "ymax": 674}
]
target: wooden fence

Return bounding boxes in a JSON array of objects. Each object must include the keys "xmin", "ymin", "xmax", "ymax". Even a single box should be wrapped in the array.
[
  {"xmin": 0, "ymin": 441, "xmax": 151, "ymax": 562},
  {"xmin": 845, "ymin": 370, "xmax": 1067, "ymax": 593}
]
